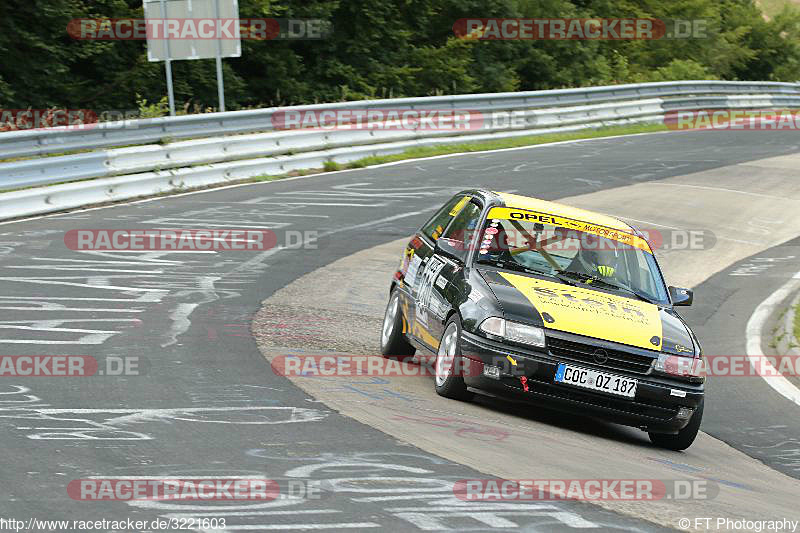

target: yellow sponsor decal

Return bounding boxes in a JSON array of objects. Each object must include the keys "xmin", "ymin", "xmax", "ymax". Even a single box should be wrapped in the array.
[
  {"xmin": 488, "ymin": 207, "xmax": 652, "ymax": 253},
  {"xmin": 506, "ymin": 355, "xmax": 517, "ymax": 366},
  {"xmin": 500, "ymin": 273, "xmax": 662, "ymax": 350},
  {"xmin": 449, "ymin": 195, "xmax": 471, "ymax": 216},
  {"xmin": 413, "ymin": 323, "xmax": 440, "ymax": 349}
]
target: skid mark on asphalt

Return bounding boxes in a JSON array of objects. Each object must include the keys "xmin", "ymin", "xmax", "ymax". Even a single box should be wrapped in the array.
[{"xmin": 740, "ymin": 426, "xmax": 800, "ymax": 476}]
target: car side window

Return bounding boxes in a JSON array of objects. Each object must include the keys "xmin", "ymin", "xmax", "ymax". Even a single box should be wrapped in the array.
[
  {"xmin": 442, "ymin": 201, "xmax": 482, "ymax": 249},
  {"xmin": 421, "ymin": 195, "xmax": 469, "ymax": 241}
]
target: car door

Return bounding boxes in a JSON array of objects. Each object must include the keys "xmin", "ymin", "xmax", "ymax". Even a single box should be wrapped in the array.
[
  {"xmin": 413, "ymin": 197, "xmax": 483, "ymax": 351},
  {"xmin": 403, "ymin": 194, "xmax": 470, "ymax": 350}
]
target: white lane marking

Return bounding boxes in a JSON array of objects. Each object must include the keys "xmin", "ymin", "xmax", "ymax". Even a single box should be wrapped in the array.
[
  {"xmin": 240, "ymin": 202, "xmax": 389, "ymax": 207},
  {"xmin": 716, "ymin": 237, "xmax": 767, "ymax": 246},
  {"xmin": 0, "ymin": 340, "xmax": 110, "ymax": 345},
  {"xmin": 0, "ymin": 325, "xmax": 118, "ymax": 333},
  {"xmin": 647, "ymin": 182, "xmax": 798, "ymax": 201},
  {"xmin": 604, "ymin": 215, "xmax": 765, "ymax": 246},
  {"xmin": 0, "ymin": 319, "xmax": 138, "ymax": 324},
  {"xmin": 87, "ymin": 475, "xmax": 268, "ymax": 479},
  {"xmin": 0, "ymin": 322, "xmax": 119, "ymax": 344},
  {"xmin": 213, "ymin": 524, "xmax": 381, "ymax": 530},
  {"xmin": 574, "ymin": 177, "xmax": 602, "ymax": 187},
  {"xmin": 390, "ymin": 505, "xmax": 598, "ymax": 530},
  {"xmin": 172, "ymin": 510, "xmax": 343, "ymax": 516},
  {"xmin": 165, "ymin": 206, "xmax": 332, "ymax": 217},
  {"xmin": 68, "ymin": 250, "xmax": 217, "ymax": 254},
  {"xmin": 615, "ymin": 216, "xmax": 680, "ymax": 229},
  {"xmin": 146, "ymin": 219, "xmax": 290, "ymax": 229},
  {"xmin": 12, "ymin": 406, "xmax": 326, "ymax": 420},
  {"xmin": 746, "ymin": 270, "xmax": 800, "ymax": 407},
  {"xmin": 0, "ymin": 296, "xmax": 161, "ymax": 302},
  {"xmin": 0, "ymin": 277, "xmax": 168, "ymax": 292},
  {"xmin": 5, "ymin": 266, "xmax": 164, "ymax": 274},
  {"xmin": 321, "ymin": 210, "xmax": 435, "ymax": 236},
  {"xmin": 0, "ymin": 307, "xmax": 142, "ymax": 313},
  {"xmin": 30, "ymin": 257, "xmax": 183, "ymax": 265}
]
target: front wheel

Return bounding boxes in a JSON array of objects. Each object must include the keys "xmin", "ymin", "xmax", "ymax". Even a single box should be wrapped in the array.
[
  {"xmin": 434, "ymin": 317, "xmax": 473, "ymax": 401},
  {"xmin": 648, "ymin": 399, "xmax": 704, "ymax": 451},
  {"xmin": 381, "ymin": 288, "xmax": 415, "ymax": 359}
]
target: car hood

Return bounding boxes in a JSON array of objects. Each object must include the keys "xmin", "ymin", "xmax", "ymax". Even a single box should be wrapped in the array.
[{"xmin": 479, "ymin": 269, "xmax": 693, "ymax": 353}]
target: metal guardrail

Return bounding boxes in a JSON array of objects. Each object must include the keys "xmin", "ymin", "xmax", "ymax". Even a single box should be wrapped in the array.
[
  {"xmin": 0, "ymin": 80, "xmax": 798, "ymax": 221},
  {"xmin": 2, "ymin": 80, "xmax": 799, "ymax": 160}
]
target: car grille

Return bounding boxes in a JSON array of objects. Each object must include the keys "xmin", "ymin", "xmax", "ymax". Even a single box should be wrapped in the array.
[
  {"xmin": 547, "ymin": 337, "xmax": 656, "ymax": 375},
  {"xmin": 516, "ymin": 376, "xmax": 677, "ymax": 422}
]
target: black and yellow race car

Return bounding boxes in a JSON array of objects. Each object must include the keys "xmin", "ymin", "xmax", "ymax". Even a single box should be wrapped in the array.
[{"xmin": 381, "ymin": 190, "xmax": 705, "ymax": 450}]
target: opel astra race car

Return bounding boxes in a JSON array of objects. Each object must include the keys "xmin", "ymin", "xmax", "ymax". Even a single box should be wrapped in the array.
[{"xmin": 381, "ymin": 190, "xmax": 705, "ymax": 450}]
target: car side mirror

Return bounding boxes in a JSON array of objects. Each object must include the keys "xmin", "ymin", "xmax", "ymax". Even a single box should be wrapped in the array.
[
  {"xmin": 435, "ymin": 238, "xmax": 467, "ymax": 264},
  {"xmin": 669, "ymin": 286, "xmax": 693, "ymax": 307}
]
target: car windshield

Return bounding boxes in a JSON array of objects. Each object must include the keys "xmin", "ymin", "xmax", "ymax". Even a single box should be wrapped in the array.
[{"xmin": 474, "ymin": 207, "xmax": 669, "ymax": 305}]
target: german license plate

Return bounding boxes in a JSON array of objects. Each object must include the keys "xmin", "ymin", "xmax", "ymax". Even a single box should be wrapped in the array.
[{"xmin": 554, "ymin": 363, "xmax": 637, "ymax": 398}]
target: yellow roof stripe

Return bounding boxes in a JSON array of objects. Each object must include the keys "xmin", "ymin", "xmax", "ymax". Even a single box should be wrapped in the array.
[
  {"xmin": 495, "ymin": 192, "xmax": 632, "ymax": 232},
  {"xmin": 488, "ymin": 207, "xmax": 652, "ymax": 253}
]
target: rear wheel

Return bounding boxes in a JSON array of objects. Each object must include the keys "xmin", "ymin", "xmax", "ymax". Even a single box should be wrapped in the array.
[
  {"xmin": 434, "ymin": 317, "xmax": 473, "ymax": 401},
  {"xmin": 381, "ymin": 288, "xmax": 415, "ymax": 359},
  {"xmin": 648, "ymin": 399, "xmax": 704, "ymax": 451}
]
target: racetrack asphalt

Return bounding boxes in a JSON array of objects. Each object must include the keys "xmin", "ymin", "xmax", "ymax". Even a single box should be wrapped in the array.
[{"xmin": 0, "ymin": 129, "xmax": 799, "ymax": 531}]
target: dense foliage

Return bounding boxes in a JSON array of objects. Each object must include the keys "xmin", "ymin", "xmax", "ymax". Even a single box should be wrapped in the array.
[{"xmin": 0, "ymin": 0, "xmax": 798, "ymax": 113}]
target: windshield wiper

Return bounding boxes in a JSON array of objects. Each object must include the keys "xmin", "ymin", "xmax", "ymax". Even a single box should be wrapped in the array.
[
  {"xmin": 553, "ymin": 270, "xmax": 586, "ymax": 287},
  {"xmin": 478, "ymin": 259, "xmax": 568, "ymax": 282}
]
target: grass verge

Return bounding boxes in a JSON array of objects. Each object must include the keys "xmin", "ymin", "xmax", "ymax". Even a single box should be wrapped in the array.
[
  {"xmin": 342, "ymin": 123, "xmax": 668, "ymax": 169},
  {"xmin": 245, "ymin": 123, "xmax": 669, "ymax": 183},
  {"xmin": 794, "ymin": 298, "xmax": 800, "ymax": 347}
]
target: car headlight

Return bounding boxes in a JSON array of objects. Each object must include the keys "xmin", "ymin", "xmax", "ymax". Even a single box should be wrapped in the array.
[
  {"xmin": 651, "ymin": 354, "xmax": 705, "ymax": 379},
  {"xmin": 478, "ymin": 317, "xmax": 545, "ymax": 348}
]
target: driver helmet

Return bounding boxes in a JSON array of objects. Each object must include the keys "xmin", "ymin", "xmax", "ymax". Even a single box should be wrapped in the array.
[{"xmin": 576, "ymin": 234, "xmax": 619, "ymax": 277}]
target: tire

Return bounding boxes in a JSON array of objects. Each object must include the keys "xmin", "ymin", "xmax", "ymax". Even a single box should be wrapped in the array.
[
  {"xmin": 380, "ymin": 288, "xmax": 416, "ymax": 359},
  {"xmin": 434, "ymin": 316, "xmax": 474, "ymax": 401},
  {"xmin": 648, "ymin": 399, "xmax": 704, "ymax": 451}
]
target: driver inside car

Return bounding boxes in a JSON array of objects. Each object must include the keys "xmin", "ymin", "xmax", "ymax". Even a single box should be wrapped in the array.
[{"xmin": 565, "ymin": 234, "xmax": 621, "ymax": 280}]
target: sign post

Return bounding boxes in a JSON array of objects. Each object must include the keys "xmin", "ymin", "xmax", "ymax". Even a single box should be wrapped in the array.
[
  {"xmin": 144, "ymin": 0, "xmax": 241, "ymax": 115},
  {"xmin": 158, "ymin": 0, "xmax": 176, "ymax": 116},
  {"xmin": 213, "ymin": 0, "xmax": 226, "ymax": 112}
]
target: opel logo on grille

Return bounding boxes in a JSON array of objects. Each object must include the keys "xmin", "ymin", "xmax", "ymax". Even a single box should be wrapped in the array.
[{"xmin": 593, "ymin": 349, "xmax": 609, "ymax": 364}]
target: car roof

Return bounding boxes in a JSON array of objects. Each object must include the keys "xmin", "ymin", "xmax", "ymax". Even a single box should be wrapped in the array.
[{"xmin": 487, "ymin": 191, "xmax": 635, "ymax": 233}]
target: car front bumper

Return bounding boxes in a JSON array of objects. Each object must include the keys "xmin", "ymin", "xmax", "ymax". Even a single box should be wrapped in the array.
[{"xmin": 459, "ymin": 330, "xmax": 705, "ymax": 434}]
